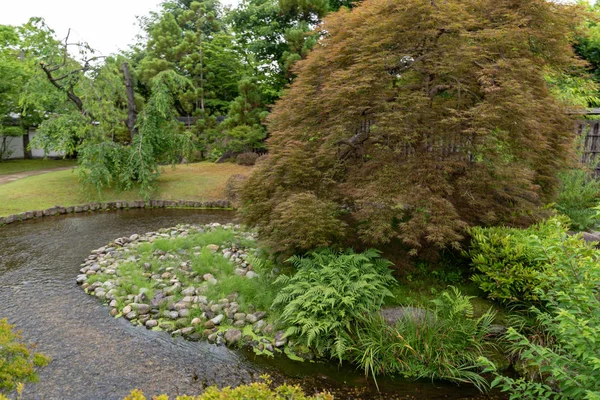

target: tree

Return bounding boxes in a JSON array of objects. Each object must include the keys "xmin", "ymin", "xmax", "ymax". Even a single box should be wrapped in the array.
[{"xmin": 241, "ymin": 0, "xmax": 586, "ymax": 255}]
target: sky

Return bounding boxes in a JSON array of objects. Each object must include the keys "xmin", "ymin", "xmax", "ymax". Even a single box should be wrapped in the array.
[{"xmin": 0, "ymin": 0, "xmax": 239, "ymax": 56}]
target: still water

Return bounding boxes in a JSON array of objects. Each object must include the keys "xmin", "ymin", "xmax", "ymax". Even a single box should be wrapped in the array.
[{"xmin": 0, "ymin": 209, "xmax": 495, "ymax": 399}]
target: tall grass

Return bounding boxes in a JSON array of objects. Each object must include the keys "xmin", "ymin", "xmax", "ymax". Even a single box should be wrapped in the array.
[{"xmin": 350, "ymin": 287, "xmax": 497, "ymax": 392}]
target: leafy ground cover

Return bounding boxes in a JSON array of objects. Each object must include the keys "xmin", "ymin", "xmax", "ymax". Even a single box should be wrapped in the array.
[
  {"xmin": 0, "ymin": 162, "xmax": 250, "ymax": 216},
  {"xmin": 0, "ymin": 159, "xmax": 76, "ymax": 175}
]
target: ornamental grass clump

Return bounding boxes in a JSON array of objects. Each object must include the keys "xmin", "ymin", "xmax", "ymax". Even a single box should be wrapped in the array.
[
  {"xmin": 272, "ymin": 248, "xmax": 395, "ymax": 361},
  {"xmin": 351, "ymin": 287, "xmax": 497, "ymax": 392}
]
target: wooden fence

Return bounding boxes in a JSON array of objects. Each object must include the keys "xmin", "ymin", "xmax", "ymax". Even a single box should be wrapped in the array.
[{"xmin": 577, "ymin": 120, "xmax": 600, "ymax": 177}]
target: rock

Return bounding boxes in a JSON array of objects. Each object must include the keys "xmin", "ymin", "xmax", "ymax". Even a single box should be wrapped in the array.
[
  {"xmin": 263, "ymin": 324, "xmax": 274, "ymax": 335},
  {"xmin": 274, "ymin": 331, "xmax": 288, "ymax": 347},
  {"xmin": 206, "ymin": 244, "xmax": 219, "ymax": 253},
  {"xmin": 179, "ymin": 309, "xmax": 190, "ymax": 318},
  {"xmin": 245, "ymin": 314, "xmax": 258, "ymax": 324},
  {"xmin": 109, "ymin": 299, "xmax": 118, "ymax": 308},
  {"xmin": 110, "ymin": 308, "xmax": 119, "ymax": 317},
  {"xmin": 136, "ymin": 304, "xmax": 151, "ymax": 315},
  {"xmin": 234, "ymin": 268, "xmax": 247, "ymax": 276},
  {"xmin": 224, "ymin": 329, "xmax": 242, "ymax": 345},
  {"xmin": 125, "ymin": 311, "xmax": 137, "ymax": 320},
  {"xmin": 204, "ymin": 321, "xmax": 216, "ymax": 329},
  {"xmin": 181, "ymin": 286, "xmax": 196, "ymax": 296},
  {"xmin": 168, "ymin": 311, "xmax": 179, "ymax": 320},
  {"xmin": 380, "ymin": 306, "xmax": 432, "ymax": 325},
  {"xmin": 489, "ymin": 324, "xmax": 508, "ymax": 337},
  {"xmin": 122, "ymin": 305, "xmax": 132, "ymax": 315},
  {"xmin": 191, "ymin": 318, "xmax": 202, "ymax": 326},
  {"xmin": 253, "ymin": 320, "xmax": 266, "ymax": 333},
  {"xmin": 582, "ymin": 231, "xmax": 600, "ymax": 248},
  {"xmin": 174, "ymin": 301, "xmax": 190, "ymax": 311},
  {"xmin": 210, "ymin": 314, "xmax": 224, "ymax": 325},
  {"xmin": 254, "ymin": 311, "xmax": 267, "ymax": 321},
  {"xmin": 234, "ymin": 313, "xmax": 246, "ymax": 321},
  {"xmin": 210, "ymin": 304, "xmax": 222, "ymax": 313},
  {"xmin": 207, "ymin": 333, "xmax": 218, "ymax": 343},
  {"xmin": 76, "ymin": 274, "xmax": 87, "ymax": 284},
  {"xmin": 181, "ymin": 327, "xmax": 194, "ymax": 336},
  {"xmin": 246, "ymin": 271, "xmax": 258, "ymax": 279},
  {"xmin": 145, "ymin": 320, "xmax": 158, "ymax": 328},
  {"xmin": 233, "ymin": 320, "xmax": 246, "ymax": 328},
  {"xmin": 203, "ymin": 273, "xmax": 215, "ymax": 282}
]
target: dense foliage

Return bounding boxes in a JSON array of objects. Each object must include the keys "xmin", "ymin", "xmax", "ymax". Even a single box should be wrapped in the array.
[
  {"xmin": 241, "ymin": 0, "xmax": 585, "ymax": 255},
  {"xmin": 554, "ymin": 168, "xmax": 600, "ymax": 231},
  {"xmin": 272, "ymin": 249, "xmax": 394, "ymax": 361},
  {"xmin": 351, "ymin": 287, "xmax": 496, "ymax": 391},
  {"xmin": 0, "ymin": 319, "xmax": 50, "ymax": 394},
  {"xmin": 124, "ymin": 375, "xmax": 333, "ymax": 399},
  {"xmin": 481, "ymin": 233, "xmax": 600, "ymax": 399},
  {"xmin": 468, "ymin": 217, "xmax": 569, "ymax": 304}
]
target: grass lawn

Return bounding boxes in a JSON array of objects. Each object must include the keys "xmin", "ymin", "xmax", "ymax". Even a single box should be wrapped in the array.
[
  {"xmin": 0, "ymin": 159, "xmax": 77, "ymax": 175},
  {"xmin": 0, "ymin": 162, "xmax": 251, "ymax": 216}
]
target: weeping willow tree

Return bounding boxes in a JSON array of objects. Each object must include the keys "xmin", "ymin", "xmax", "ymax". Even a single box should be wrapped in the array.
[
  {"xmin": 241, "ymin": 0, "xmax": 587, "ymax": 256},
  {"xmin": 25, "ymin": 28, "xmax": 193, "ymax": 197},
  {"xmin": 77, "ymin": 70, "xmax": 193, "ymax": 196}
]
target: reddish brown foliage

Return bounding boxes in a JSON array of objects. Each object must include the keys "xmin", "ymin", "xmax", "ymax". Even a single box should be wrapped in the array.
[{"xmin": 241, "ymin": 0, "xmax": 585, "ymax": 255}]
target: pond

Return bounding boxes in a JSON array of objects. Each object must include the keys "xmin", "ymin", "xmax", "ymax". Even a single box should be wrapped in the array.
[{"xmin": 0, "ymin": 209, "xmax": 497, "ymax": 399}]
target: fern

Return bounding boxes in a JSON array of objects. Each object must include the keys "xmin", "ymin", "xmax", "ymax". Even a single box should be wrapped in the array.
[{"xmin": 273, "ymin": 248, "xmax": 395, "ymax": 360}]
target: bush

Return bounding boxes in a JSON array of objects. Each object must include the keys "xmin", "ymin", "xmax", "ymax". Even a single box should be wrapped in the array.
[
  {"xmin": 481, "ymin": 233, "xmax": 600, "ymax": 399},
  {"xmin": 236, "ymin": 152, "xmax": 259, "ymax": 166},
  {"xmin": 123, "ymin": 375, "xmax": 333, "ymax": 399},
  {"xmin": 554, "ymin": 168, "xmax": 600, "ymax": 231},
  {"xmin": 0, "ymin": 319, "xmax": 50, "ymax": 393},
  {"xmin": 351, "ymin": 287, "xmax": 496, "ymax": 392},
  {"xmin": 224, "ymin": 174, "xmax": 249, "ymax": 206},
  {"xmin": 273, "ymin": 248, "xmax": 395, "ymax": 361},
  {"xmin": 468, "ymin": 217, "xmax": 570, "ymax": 303}
]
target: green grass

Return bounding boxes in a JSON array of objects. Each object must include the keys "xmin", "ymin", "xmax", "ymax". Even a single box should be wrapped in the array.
[
  {"xmin": 0, "ymin": 159, "xmax": 76, "ymax": 175},
  {"xmin": 0, "ymin": 162, "xmax": 251, "ymax": 216}
]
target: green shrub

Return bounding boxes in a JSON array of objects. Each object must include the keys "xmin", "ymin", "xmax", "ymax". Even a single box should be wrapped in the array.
[
  {"xmin": 273, "ymin": 248, "xmax": 395, "ymax": 361},
  {"xmin": 481, "ymin": 233, "xmax": 600, "ymax": 399},
  {"xmin": 554, "ymin": 168, "xmax": 600, "ymax": 231},
  {"xmin": 123, "ymin": 375, "xmax": 333, "ymax": 399},
  {"xmin": 468, "ymin": 217, "xmax": 569, "ymax": 303},
  {"xmin": 350, "ymin": 287, "xmax": 496, "ymax": 392},
  {"xmin": 0, "ymin": 319, "xmax": 50, "ymax": 393}
]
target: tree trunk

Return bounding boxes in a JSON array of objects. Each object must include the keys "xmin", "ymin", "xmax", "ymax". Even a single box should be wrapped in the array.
[
  {"xmin": 22, "ymin": 131, "xmax": 31, "ymax": 159},
  {"xmin": 120, "ymin": 62, "xmax": 138, "ymax": 141}
]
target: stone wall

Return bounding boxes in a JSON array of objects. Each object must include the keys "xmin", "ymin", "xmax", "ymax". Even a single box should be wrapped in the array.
[{"xmin": 0, "ymin": 199, "xmax": 232, "ymax": 226}]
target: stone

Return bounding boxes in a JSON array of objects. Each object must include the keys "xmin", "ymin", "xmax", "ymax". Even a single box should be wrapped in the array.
[
  {"xmin": 191, "ymin": 318, "xmax": 202, "ymax": 326},
  {"xmin": 125, "ymin": 311, "xmax": 137, "ymax": 320},
  {"xmin": 122, "ymin": 305, "xmax": 132, "ymax": 315},
  {"xmin": 233, "ymin": 320, "xmax": 246, "ymax": 328},
  {"xmin": 181, "ymin": 327, "xmax": 194, "ymax": 336},
  {"xmin": 109, "ymin": 308, "xmax": 119, "ymax": 317},
  {"xmin": 109, "ymin": 299, "xmax": 118, "ymax": 308},
  {"xmin": 210, "ymin": 314, "xmax": 224, "ymax": 325},
  {"xmin": 380, "ymin": 306, "xmax": 432, "ymax": 325},
  {"xmin": 234, "ymin": 268, "xmax": 247, "ymax": 276},
  {"xmin": 145, "ymin": 320, "xmax": 158, "ymax": 328},
  {"xmin": 204, "ymin": 321, "xmax": 216, "ymax": 329},
  {"xmin": 206, "ymin": 244, "xmax": 219, "ymax": 253},
  {"xmin": 136, "ymin": 304, "xmax": 151, "ymax": 315},
  {"xmin": 224, "ymin": 329, "xmax": 242, "ymax": 345},
  {"xmin": 245, "ymin": 314, "xmax": 258, "ymax": 324},
  {"xmin": 234, "ymin": 313, "xmax": 246, "ymax": 321},
  {"xmin": 179, "ymin": 309, "xmax": 190, "ymax": 318},
  {"xmin": 210, "ymin": 304, "xmax": 222, "ymax": 313},
  {"xmin": 263, "ymin": 324, "xmax": 274, "ymax": 335},
  {"xmin": 246, "ymin": 271, "xmax": 258, "ymax": 279},
  {"xmin": 274, "ymin": 331, "xmax": 288, "ymax": 347},
  {"xmin": 168, "ymin": 311, "xmax": 179, "ymax": 320},
  {"xmin": 207, "ymin": 333, "xmax": 218, "ymax": 343},
  {"xmin": 253, "ymin": 320, "xmax": 267, "ymax": 333},
  {"xmin": 181, "ymin": 286, "xmax": 196, "ymax": 296},
  {"xmin": 202, "ymin": 273, "xmax": 215, "ymax": 282},
  {"xmin": 254, "ymin": 311, "xmax": 267, "ymax": 321}
]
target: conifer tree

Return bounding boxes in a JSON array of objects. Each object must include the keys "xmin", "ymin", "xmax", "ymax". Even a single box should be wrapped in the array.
[{"xmin": 241, "ymin": 0, "xmax": 586, "ymax": 255}]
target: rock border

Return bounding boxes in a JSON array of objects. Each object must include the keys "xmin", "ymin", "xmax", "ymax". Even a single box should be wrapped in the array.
[
  {"xmin": 76, "ymin": 223, "xmax": 292, "ymax": 356},
  {"xmin": 0, "ymin": 199, "xmax": 233, "ymax": 227}
]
